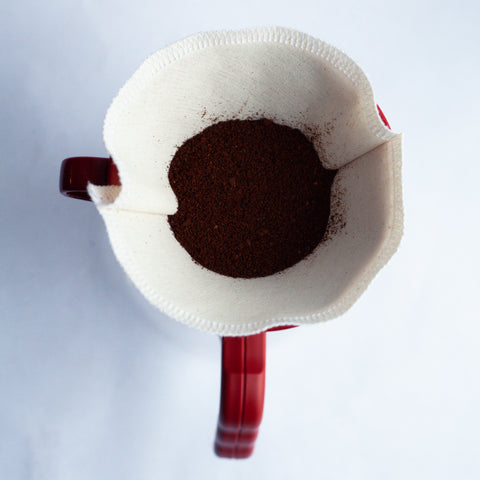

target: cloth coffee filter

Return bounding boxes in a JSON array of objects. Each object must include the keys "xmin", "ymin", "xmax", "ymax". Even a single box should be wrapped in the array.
[{"xmin": 88, "ymin": 26, "xmax": 403, "ymax": 336}]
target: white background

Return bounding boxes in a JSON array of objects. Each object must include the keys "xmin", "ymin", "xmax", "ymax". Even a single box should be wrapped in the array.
[{"xmin": 1, "ymin": 1, "xmax": 479, "ymax": 479}]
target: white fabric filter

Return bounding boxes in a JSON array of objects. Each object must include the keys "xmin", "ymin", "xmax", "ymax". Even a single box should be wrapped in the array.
[{"xmin": 88, "ymin": 26, "xmax": 403, "ymax": 336}]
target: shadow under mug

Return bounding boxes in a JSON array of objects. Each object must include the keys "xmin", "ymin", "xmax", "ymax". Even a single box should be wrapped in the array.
[{"xmin": 59, "ymin": 106, "xmax": 390, "ymax": 459}]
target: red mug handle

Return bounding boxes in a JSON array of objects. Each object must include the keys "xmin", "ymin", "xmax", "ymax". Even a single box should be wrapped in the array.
[
  {"xmin": 214, "ymin": 333, "xmax": 266, "ymax": 458},
  {"xmin": 215, "ymin": 325, "xmax": 296, "ymax": 458},
  {"xmin": 59, "ymin": 106, "xmax": 390, "ymax": 459},
  {"xmin": 60, "ymin": 156, "xmax": 120, "ymax": 200}
]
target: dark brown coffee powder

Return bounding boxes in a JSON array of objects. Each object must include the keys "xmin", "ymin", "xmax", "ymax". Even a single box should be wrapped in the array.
[{"xmin": 168, "ymin": 119, "xmax": 337, "ymax": 278}]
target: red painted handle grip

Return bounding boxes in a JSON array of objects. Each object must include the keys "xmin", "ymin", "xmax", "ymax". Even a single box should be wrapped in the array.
[
  {"xmin": 215, "ymin": 333, "xmax": 266, "ymax": 458},
  {"xmin": 59, "ymin": 156, "xmax": 120, "ymax": 200}
]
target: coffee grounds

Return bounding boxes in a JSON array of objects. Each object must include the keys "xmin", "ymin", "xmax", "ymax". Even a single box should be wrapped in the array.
[{"xmin": 168, "ymin": 119, "xmax": 337, "ymax": 278}]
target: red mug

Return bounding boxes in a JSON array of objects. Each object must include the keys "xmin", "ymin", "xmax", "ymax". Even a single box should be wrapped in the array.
[{"xmin": 59, "ymin": 106, "xmax": 390, "ymax": 458}]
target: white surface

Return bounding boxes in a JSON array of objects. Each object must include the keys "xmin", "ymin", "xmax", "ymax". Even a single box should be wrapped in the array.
[
  {"xmin": 92, "ymin": 27, "xmax": 401, "ymax": 334},
  {"xmin": 1, "ymin": 1, "xmax": 479, "ymax": 479}
]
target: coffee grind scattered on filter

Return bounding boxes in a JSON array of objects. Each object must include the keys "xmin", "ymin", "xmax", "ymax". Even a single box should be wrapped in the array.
[
  {"xmin": 168, "ymin": 119, "xmax": 338, "ymax": 278},
  {"xmin": 86, "ymin": 27, "xmax": 403, "ymax": 333}
]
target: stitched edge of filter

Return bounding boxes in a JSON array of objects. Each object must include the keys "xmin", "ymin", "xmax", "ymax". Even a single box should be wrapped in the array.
[{"xmin": 100, "ymin": 26, "xmax": 403, "ymax": 336}]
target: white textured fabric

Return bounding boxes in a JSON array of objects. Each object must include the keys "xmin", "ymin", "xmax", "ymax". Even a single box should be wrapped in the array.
[
  {"xmin": 87, "ymin": 185, "xmax": 121, "ymax": 205},
  {"xmin": 88, "ymin": 26, "xmax": 403, "ymax": 336}
]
